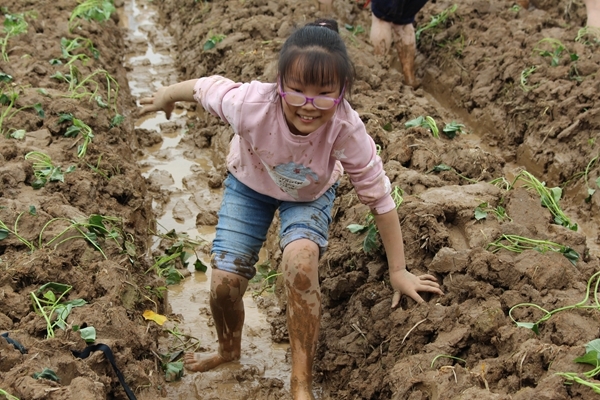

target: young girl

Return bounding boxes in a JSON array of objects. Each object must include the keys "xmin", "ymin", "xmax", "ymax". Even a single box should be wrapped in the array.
[{"xmin": 139, "ymin": 19, "xmax": 443, "ymax": 400}]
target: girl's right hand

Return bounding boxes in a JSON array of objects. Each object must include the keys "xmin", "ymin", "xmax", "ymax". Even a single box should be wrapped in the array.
[{"xmin": 139, "ymin": 86, "xmax": 176, "ymax": 119}]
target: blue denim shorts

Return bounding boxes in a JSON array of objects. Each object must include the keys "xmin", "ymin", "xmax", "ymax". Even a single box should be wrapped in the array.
[{"xmin": 210, "ymin": 174, "xmax": 337, "ymax": 280}]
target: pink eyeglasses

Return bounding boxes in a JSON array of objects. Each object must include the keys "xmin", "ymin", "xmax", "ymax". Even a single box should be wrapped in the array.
[{"xmin": 278, "ymin": 82, "xmax": 345, "ymax": 110}]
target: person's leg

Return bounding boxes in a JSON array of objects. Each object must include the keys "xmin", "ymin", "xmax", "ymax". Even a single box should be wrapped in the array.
[
  {"xmin": 184, "ymin": 269, "xmax": 248, "ymax": 371},
  {"xmin": 185, "ymin": 174, "xmax": 277, "ymax": 372},
  {"xmin": 278, "ymin": 183, "xmax": 337, "ymax": 400},
  {"xmin": 317, "ymin": 0, "xmax": 333, "ymax": 12},
  {"xmin": 392, "ymin": 22, "xmax": 418, "ymax": 88},
  {"xmin": 370, "ymin": 13, "xmax": 394, "ymax": 56},
  {"xmin": 584, "ymin": 0, "xmax": 600, "ymax": 27},
  {"xmin": 282, "ymin": 239, "xmax": 320, "ymax": 400}
]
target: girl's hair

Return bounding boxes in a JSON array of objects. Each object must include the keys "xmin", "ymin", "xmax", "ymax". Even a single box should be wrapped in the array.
[{"xmin": 278, "ymin": 19, "xmax": 355, "ymax": 96}]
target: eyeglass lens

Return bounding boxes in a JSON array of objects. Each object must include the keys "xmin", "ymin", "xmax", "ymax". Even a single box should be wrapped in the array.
[{"xmin": 284, "ymin": 93, "xmax": 336, "ymax": 109}]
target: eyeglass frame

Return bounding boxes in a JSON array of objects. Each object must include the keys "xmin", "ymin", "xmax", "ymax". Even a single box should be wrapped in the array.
[{"xmin": 277, "ymin": 79, "xmax": 346, "ymax": 111}]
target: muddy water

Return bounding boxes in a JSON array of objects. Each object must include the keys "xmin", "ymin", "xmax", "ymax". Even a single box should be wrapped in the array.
[{"xmin": 118, "ymin": 1, "xmax": 290, "ymax": 398}]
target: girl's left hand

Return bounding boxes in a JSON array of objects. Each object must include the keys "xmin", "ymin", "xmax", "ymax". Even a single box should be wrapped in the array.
[{"xmin": 389, "ymin": 269, "xmax": 443, "ymax": 308}]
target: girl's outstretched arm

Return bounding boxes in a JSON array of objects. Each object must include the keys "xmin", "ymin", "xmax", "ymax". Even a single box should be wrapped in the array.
[
  {"xmin": 374, "ymin": 210, "xmax": 444, "ymax": 308},
  {"xmin": 139, "ymin": 79, "xmax": 198, "ymax": 119}
]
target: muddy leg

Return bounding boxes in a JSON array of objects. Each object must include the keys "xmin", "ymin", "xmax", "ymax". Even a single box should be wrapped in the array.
[
  {"xmin": 393, "ymin": 23, "xmax": 418, "ymax": 88},
  {"xmin": 184, "ymin": 269, "xmax": 248, "ymax": 372},
  {"xmin": 584, "ymin": 0, "xmax": 600, "ymax": 27},
  {"xmin": 283, "ymin": 239, "xmax": 320, "ymax": 400},
  {"xmin": 316, "ymin": 0, "xmax": 333, "ymax": 12},
  {"xmin": 370, "ymin": 14, "xmax": 393, "ymax": 56}
]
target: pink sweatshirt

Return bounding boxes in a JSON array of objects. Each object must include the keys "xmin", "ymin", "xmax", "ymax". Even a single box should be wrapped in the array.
[{"xmin": 193, "ymin": 76, "xmax": 395, "ymax": 215}]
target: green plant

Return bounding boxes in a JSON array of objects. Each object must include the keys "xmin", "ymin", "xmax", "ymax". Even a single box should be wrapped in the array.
[
  {"xmin": 442, "ymin": 121, "xmax": 465, "ymax": 138},
  {"xmin": 487, "ymin": 234, "xmax": 579, "ymax": 266},
  {"xmin": 1, "ymin": 11, "xmax": 35, "ymax": 61},
  {"xmin": 250, "ymin": 260, "xmax": 281, "ymax": 295},
  {"xmin": 344, "ymin": 24, "xmax": 365, "ymax": 36},
  {"xmin": 511, "ymin": 170, "xmax": 577, "ymax": 231},
  {"xmin": 57, "ymin": 113, "xmax": 94, "ymax": 158},
  {"xmin": 534, "ymin": 38, "xmax": 578, "ymax": 66},
  {"xmin": 52, "ymin": 68, "xmax": 119, "ymax": 113},
  {"xmin": 405, "ymin": 116, "xmax": 439, "ymax": 138},
  {"xmin": 557, "ymin": 339, "xmax": 600, "ymax": 393},
  {"xmin": 30, "ymin": 282, "xmax": 87, "ymax": 338},
  {"xmin": 431, "ymin": 354, "xmax": 467, "ymax": 368},
  {"xmin": 0, "ymin": 388, "xmax": 20, "ymax": 400},
  {"xmin": 347, "ymin": 186, "xmax": 404, "ymax": 253},
  {"xmin": 148, "ymin": 230, "xmax": 207, "ymax": 285},
  {"xmin": 69, "ymin": 0, "xmax": 116, "ymax": 32},
  {"xmin": 474, "ymin": 201, "xmax": 511, "ymax": 222},
  {"xmin": 41, "ymin": 214, "xmax": 130, "ymax": 260},
  {"xmin": 575, "ymin": 26, "xmax": 600, "ymax": 45},
  {"xmin": 24, "ymin": 151, "xmax": 75, "ymax": 189},
  {"xmin": 0, "ymin": 211, "xmax": 35, "ymax": 252},
  {"xmin": 203, "ymin": 32, "xmax": 226, "ymax": 51},
  {"xmin": 50, "ymin": 36, "xmax": 99, "ymax": 65},
  {"xmin": 416, "ymin": 4, "xmax": 458, "ymax": 41},
  {"xmin": 32, "ymin": 368, "xmax": 60, "ymax": 382},
  {"xmin": 0, "ymin": 84, "xmax": 44, "ymax": 137},
  {"xmin": 581, "ymin": 154, "xmax": 600, "ymax": 203},
  {"xmin": 428, "ymin": 164, "xmax": 479, "ymax": 183},
  {"xmin": 509, "ymin": 270, "xmax": 599, "ymax": 334},
  {"xmin": 519, "ymin": 66, "xmax": 537, "ymax": 92}
]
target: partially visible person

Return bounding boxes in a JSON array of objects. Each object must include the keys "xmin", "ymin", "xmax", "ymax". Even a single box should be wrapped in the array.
[
  {"xmin": 584, "ymin": 0, "xmax": 600, "ymax": 27},
  {"xmin": 517, "ymin": 0, "xmax": 599, "ymax": 28},
  {"xmin": 369, "ymin": 0, "xmax": 429, "ymax": 88}
]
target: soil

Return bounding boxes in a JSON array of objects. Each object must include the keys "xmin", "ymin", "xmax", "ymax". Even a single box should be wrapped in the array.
[{"xmin": 1, "ymin": 0, "xmax": 600, "ymax": 399}]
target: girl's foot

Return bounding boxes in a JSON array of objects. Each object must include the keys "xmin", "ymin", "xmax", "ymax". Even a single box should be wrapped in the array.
[{"xmin": 183, "ymin": 352, "xmax": 237, "ymax": 372}]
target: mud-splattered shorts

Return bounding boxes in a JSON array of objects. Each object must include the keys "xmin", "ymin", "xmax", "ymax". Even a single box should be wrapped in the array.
[
  {"xmin": 371, "ymin": 0, "xmax": 429, "ymax": 25},
  {"xmin": 210, "ymin": 174, "xmax": 337, "ymax": 280}
]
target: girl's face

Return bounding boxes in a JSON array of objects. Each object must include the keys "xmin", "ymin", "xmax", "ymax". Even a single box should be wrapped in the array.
[{"xmin": 279, "ymin": 78, "xmax": 343, "ymax": 136}]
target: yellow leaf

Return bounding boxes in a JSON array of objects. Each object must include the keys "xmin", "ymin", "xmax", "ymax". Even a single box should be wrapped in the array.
[{"xmin": 143, "ymin": 310, "xmax": 167, "ymax": 326}]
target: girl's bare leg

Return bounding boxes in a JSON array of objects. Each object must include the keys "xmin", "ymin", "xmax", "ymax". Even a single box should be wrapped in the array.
[
  {"xmin": 283, "ymin": 239, "xmax": 320, "ymax": 400},
  {"xmin": 393, "ymin": 23, "xmax": 418, "ymax": 88},
  {"xmin": 184, "ymin": 269, "xmax": 248, "ymax": 372},
  {"xmin": 317, "ymin": 0, "xmax": 333, "ymax": 12},
  {"xmin": 370, "ymin": 14, "xmax": 393, "ymax": 56}
]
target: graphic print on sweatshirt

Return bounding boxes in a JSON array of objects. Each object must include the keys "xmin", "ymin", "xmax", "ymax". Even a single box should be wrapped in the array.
[{"xmin": 266, "ymin": 162, "xmax": 319, "ymax": 199}]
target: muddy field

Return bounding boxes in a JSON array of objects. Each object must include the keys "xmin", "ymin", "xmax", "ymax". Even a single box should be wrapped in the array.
[{"xmin": 1, "ymin": 0, "xmax": 600, "ymax": 399}]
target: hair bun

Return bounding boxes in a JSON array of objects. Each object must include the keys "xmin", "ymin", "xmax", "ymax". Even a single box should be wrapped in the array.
[{"xmin": 306, "ymin": 18, "xmax": 339, "ymax": 33}]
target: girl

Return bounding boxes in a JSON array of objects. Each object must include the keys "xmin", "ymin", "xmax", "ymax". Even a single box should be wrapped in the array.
[{"xmin": 139, "ymin": 19, "xmax": 443, "ymax": 400}]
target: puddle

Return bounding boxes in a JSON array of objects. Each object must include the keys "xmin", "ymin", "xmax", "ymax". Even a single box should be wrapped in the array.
[{"xmin": 119, "ymin": 0, "xmax": 290, "ymax": 397}]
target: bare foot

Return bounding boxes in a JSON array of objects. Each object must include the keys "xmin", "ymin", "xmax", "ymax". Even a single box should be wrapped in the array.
[
  {"xmin": 291, "ymin": 378, "xmax": 316, "ymax": 400},
  {"xmin": 183, "ymin": 352, "xmax": 237, "ymax": 372}
]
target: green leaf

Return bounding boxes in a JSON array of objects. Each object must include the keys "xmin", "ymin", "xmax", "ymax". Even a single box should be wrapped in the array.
[
  {"xmin": 110, "ymin": 114, "xmax": 124, "ymax": 128},
  {"xmin": 382, "ymin": 122, "xmax": 393, "ymax": 132},
  {"xmin": 431, "ymin": 164, "xmax": 452, "ymax": 172},
  {"xmin": 29, "ymin": 205, "xmax": 37, "ymax": 215},
  {"xmin": 194, "ymin": 259, "xmax": 208, "ymax": 273},
  {"xmin": 0, "ymin": 72, "xmax": 13, "ymax": 82},
  {"xmin": 405, "ymin": 116, "xmax": 424, "ymax": 128},
  {"xmin": 574, "ymin": 350, "xmax": 600, "ymax": 367},
  {"xmin": 347, "ymin": 224, "xmax": 366, "ymax": 234},
  {"xmin": 474, "ymin": 207, "xmax": 488, "ymax": 221},
  {"xmin": 363, "ymin": 224, "xmax": 380, "ymax": 253},
  {"xmin": 32, "ymin": 103, "xmax": 44, "ymax": 118},
  {"xmin": 79, "ymin": 326, "xmax": 96, "ymax": 343},
  {"xmin": 164, "ymin": 361, "xmax": 184, "ymax": 382},
  {"xmin": 32, "ymin": 368, "xmax": 60, "ymax": 382},
  {"xmin": 10, "ymin": 129, "xmax": 26, "ymax": 139},
  {"xmin": 562, "ymin": 248, "xmax": 579, "ymax": 266},
  {"xmin": 203, "ymin": 40, "xmax": 216, "ymax": 51},
  {"xmin": 516, "ymin": 321, "xmax": 539, "ymax": 334},
  {"xmin": 0, "ymin": 228, "xmax": 9, "ymax": 240}
]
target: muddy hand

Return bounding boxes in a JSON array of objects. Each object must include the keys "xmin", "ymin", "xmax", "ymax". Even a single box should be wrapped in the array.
[
  {"xmin": 139, "ymin": 86, "xmax": 175, "ymax": 119},
  {"xmin": 390, "ymin": 269, "xmax": 443, "ymax": 308}
]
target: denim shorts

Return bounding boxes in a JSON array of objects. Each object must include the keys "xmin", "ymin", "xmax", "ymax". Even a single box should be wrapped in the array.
[{"xmin": 210, "ymin": 174, "xmax": 337, "ymax": 280}]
